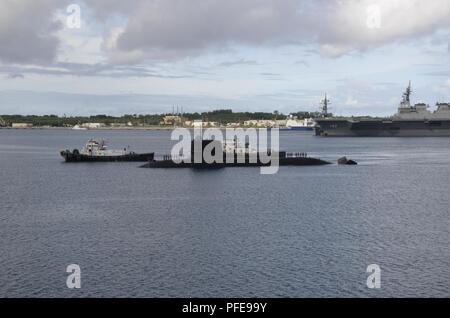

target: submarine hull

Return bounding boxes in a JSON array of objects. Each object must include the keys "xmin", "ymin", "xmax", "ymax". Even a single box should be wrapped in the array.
[{"xmin": 141, "ymin": 155, "xmax": 331, "ymax": 168}]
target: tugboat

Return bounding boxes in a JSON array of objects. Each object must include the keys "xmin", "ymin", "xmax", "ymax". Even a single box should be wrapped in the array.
[{"xmin": 60, "ymin": 139, "xmax": 154, "ymax": 162}]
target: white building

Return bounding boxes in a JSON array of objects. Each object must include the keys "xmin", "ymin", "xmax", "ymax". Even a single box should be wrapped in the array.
[
  {"xmin": 192, "ymin": 120, "xmax": 207, "ymax": 128},
  {"xmin": 162, "ymin": 115, "xmax": 182, "ymax": 125},
  {"xmin": 243, "ymin": 120, "xmax": 276, "ymax": 127},
  {"xmin": 12, "ymin": 123, "xmax": 33, "ymax": 128},
  {"xmin": 81, "ymin": 123, "xmax": 105, "ymax": 129}
]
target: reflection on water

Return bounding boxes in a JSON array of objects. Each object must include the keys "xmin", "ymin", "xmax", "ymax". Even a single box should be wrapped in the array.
[{"xmin": 0, "ymin": 129, "xmax": 449, "ymax": 297}]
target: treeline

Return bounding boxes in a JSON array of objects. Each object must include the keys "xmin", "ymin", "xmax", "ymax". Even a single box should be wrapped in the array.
[
  {"xmin": 0, "ymin": 114, "xmax": 164, "ymax": 127},
  {"xmin": 195, "ymin": 109, "xmax": 322, "ymax": 123},
  {"xmin": 0, "ymin": 109, "xmax": 321, "ymax": 127}
]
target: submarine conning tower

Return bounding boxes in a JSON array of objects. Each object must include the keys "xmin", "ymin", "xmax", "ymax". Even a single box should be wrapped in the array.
[{"xmin": 189, "ymin": 138, "xmax": 287, "ymax": 164}]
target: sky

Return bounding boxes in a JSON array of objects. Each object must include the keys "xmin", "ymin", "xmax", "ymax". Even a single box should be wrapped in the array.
[{"xmin": 0, "ymin": 0, "xmax": 449, "ymax": 116}]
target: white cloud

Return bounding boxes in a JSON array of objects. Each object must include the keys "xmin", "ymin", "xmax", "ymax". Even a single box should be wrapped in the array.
[
  {"xmin": 345, "ymin": 95, "xmax": 359, "ymax": 107},
  {"xmin": 0, "ymin": 0, "xmax": 449, "ymax": 117},
  {"xmin": 1, "ymin": 0, "xmax": 450, "ymax": 65},
  {"xmin": 89, "ymin": 0, "xmax": 450, "ymax": 62},
  {"xmin": 102, "ymin": 27, "xmax": 146, "ymax": 64},
  {"xmin": 317, "ymin": 0, "xmax": 450, "ymax": 56}
]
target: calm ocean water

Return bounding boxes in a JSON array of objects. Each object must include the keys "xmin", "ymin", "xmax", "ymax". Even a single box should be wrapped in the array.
[{"xmin": 0, "ymin": 128, "xmax": 449, "ymax": 297}]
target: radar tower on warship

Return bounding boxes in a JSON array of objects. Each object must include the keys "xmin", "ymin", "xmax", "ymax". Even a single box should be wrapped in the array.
[
  {"xmin": 314, "ymin": 81, "xmax": 450, "ymax": 136},
  {"xmin": 320, "ymin": 93, "xmax": 331, "ymax": 118}
]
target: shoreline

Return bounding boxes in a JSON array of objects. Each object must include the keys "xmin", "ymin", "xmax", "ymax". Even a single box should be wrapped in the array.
[
  {"xmin": 0, "ymin": 126, "xmax": 180, "ymax": 131},
  {"xmin": 0, "ymin": 126, "xmax": 293, "ymax": 131}
]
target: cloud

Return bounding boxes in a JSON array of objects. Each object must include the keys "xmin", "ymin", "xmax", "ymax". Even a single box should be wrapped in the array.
[
  {"xmin": 344, "ymin": 96, "xmax": 359, "ymax": 107},
  {"xmin": 422, "ymin": 70, "xmax": 450, "ymax": 77},
  {"xmin": 102, "ymin": 27, "xmax": 147, "ymax": 64},
  {"xmin": 0, "ymin": 89, "xmax": 304, "ymax": 115},
  {"xmin": 432, "ymin": 80, "xmax": 450, "ymax": 97},
  {"xmin": 1, "ymin": 0, "xmax": 449, "ymax": 67},
  {"xmin": 218, "ymin": 59, "xmax": 259, "ymax": 67},
  {"xmin": 294, "ymin": 60, "xmax": 309, "ymax": 67},
  {"xmin": 97, "ymin": 0, "xmax": 303, "ymax": 61},
  {"xmin": 6, "ymin": 73, "xmax": 24, "ymax": 79},
  {"xmin": 0, "ymin": 0, "xmax": 66, "ymax": 64},
  {"xmin": 0, "ymin": 62, "xmax": 188, "ymax": 78},
  {"xmin": 89, "ymin": 0, "xmax": 450, "ymax": 62},
  {"xmin": 314, "ymin": 0, "xmax": 450, "ymax": 57}
]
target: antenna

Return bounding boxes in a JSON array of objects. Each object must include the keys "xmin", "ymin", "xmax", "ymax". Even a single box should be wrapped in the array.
[
  {"xmin": 321, "ymin": 93, "xmax": 331, "ymax": 117},
  {"xmin": 406, "ymin": 81, "xmax": 412, "ymax": 103},
  {"xmin": 401, "ymin": 81, "xmax": 412, "ymax": 107}
]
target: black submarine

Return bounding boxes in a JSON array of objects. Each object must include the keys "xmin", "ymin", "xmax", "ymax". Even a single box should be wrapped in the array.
[{"xmin": 141, "ymin": 139, "xmax": 331, "ymax": 168}]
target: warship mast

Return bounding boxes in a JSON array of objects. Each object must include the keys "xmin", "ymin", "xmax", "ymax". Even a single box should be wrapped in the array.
[
  {"xmin": 400, "ymin": 81, "xmax": 412, "ymax": 108},
  {"xmin": 321, "ymin": 93, "xmax": 331, "ymax": 117}
]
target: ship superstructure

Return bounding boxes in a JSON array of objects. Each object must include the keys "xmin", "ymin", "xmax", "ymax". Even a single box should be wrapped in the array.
[{"xmin": 314, "ymin": 83, "xmax": 450, "ymax": 137}]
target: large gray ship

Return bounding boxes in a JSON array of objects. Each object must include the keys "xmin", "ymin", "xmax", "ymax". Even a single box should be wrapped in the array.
[{"xmin": 314, "ymin": 82, "xmax": 450, "ymax": 137}]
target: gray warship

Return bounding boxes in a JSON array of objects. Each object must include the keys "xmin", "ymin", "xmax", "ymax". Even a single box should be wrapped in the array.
[{"xmin": 314, "ymin": 82, "xmax": 450, "ymax": 137}]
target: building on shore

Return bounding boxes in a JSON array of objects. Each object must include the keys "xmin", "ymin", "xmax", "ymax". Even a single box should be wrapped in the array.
[
  {"xmin": 81, "ymin": 123, "xmax": 105, "ymax": 129},
  {"xmin": 109, "ymin": 123, "xmax": 127, "ymax": 128},
  {"xmin": 192, "ymin": 120, "xmax": 208, "ymax": 128},
  {"xmin": 12, "ymin": 123, "xmax": 33, "ymax": 128},
  {"xmin": 162, "ymin": 115, "xmax": 182, "ymax": 126},
  {"xmin": 276, "ymin": 119, "xmax": 287, "ymax": 128},
  {"xmin": 190, "ymin": 120, "xmax": 219, "ymax": 128},
  {"xmin": 243, "ymin": 120, "xmax": 278, "ymax": 128}
]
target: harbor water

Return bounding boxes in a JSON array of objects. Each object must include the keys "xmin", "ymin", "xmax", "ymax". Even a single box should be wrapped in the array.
[{"xmin": 0, "ymin": 129, "xmax": 449, "ymax": 297}]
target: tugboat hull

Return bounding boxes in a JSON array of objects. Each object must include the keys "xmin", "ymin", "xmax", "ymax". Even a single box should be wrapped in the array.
[{"xmin": 60, "ymin": 150, "xmax": 154, "ymax": 162}]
